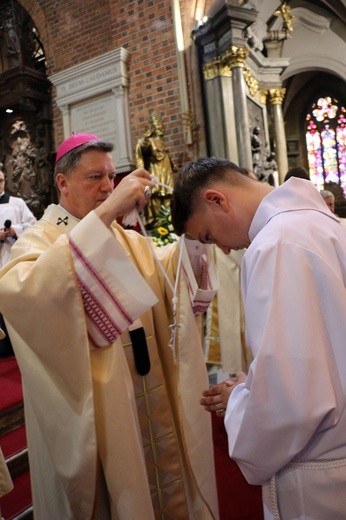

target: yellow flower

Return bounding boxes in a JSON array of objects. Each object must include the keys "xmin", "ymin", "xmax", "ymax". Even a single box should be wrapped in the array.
[{"xmin": 157, "ymin": 226, "xmax": 168, "ymax": 236}]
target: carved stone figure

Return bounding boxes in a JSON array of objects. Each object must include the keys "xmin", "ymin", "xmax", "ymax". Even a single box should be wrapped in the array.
[
  {"xmin": 262, "ymin": 151, "xmax": 279, "ymax": 186},
  {"xmin": 3, "ymin": 119, "xmax": 52, "ymax": 217},
  {"xmin": 11, "ymin": 134, "xmax": 40, "ymax": 212},
  {"xmin": 4, "ymin": 20, "xmax": 21, "ymax": 56},
  {"xmin": 251, "ymin": 126, "xmax": 262, "ymax": 175},
  {"xmin": 1, "ymin": 18, "xmax": 21, "ymax": 67}
]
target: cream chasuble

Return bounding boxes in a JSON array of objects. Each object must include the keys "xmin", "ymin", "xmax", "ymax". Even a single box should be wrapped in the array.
[
  {"xmin": 205, "ymin": 247, "xmax": 251, "ymax": 375},
  {"xmin": 0, "ymin": 204, "xmax": 219, "ymax": 520},
  {"xmin": 0, "ymin": 446, "xmax": 13, "ymax": 497}
]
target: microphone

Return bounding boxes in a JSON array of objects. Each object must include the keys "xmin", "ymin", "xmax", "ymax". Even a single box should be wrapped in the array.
[{"xmin": 1, "ymin": 220, "xmax": 12, "ymax": 243}]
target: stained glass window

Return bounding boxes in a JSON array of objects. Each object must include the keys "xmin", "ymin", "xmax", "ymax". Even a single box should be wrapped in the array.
[{"xmin": 306, "ymin": 96, "xmax": 346, "ymax": 194}]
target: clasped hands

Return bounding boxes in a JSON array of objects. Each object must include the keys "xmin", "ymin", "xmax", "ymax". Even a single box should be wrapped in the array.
[
  {"xmin": 0, "ymin": 227, "xmax": 16, "ymax": 241},
  {"xmin": 200, "ymin": 371, "xmax": 247, "ymax": 417}
]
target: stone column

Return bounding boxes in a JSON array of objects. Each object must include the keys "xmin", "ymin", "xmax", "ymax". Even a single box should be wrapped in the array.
[
  {"xmin": 268, "ymin": 88, "xmax": 288, "ymax": 184},
  {"xmin": 220, "ymin": 69, "xmax": 239, "ymax": 164},
  {"xmin": 228, "ymin": 47, "xmax": 253, "ymax": 170},
  {"xmin": 203, "ymin": 60, "xmax": 227, "ymax": 157}
]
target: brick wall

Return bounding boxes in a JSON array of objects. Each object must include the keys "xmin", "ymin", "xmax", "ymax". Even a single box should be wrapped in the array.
[{"xmin": 19, "ymin": 0, "xmax": 203, "ymax": 168}]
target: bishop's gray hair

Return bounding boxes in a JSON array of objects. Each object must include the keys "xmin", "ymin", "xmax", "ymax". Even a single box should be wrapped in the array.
[{"xmin": 54, "ymin": 140, "xmax": 113, "ymax": 180}]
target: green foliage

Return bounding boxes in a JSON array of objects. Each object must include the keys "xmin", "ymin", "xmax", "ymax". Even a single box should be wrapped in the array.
[{"xmin": 146, "ymin": 205, "xmax": 178, "ymax": 247}]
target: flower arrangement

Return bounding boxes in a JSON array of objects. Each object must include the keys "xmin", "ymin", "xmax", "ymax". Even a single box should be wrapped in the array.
[{"xmin": 146, "ymin": 205, "xmax": 179, "ymax": 247}]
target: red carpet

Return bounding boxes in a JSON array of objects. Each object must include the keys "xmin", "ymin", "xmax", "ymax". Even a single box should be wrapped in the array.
[
  {"xmin": 0, "ymin": 357, "xmax": 23, "ymax": 410},
  {"xmin": 212, "ymin": 413, "xmax": 264, "ymax": 520},
  {"xmin": 1, "ymin": 471, "xmax": 32, "ymax": 519},
  {"xmin": 1, "ymin": 425, "xmax": 27, "ymax": 459},
  {"xmin": 0, "ymin": 359, "xmax": 263, "ymax": 519},
  {"xmin": 0, "ymin": 358, "xmax": 32, "ymax": 519}
]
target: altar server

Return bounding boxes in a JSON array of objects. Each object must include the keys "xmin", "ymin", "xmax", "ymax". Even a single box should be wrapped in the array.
[{"xmin": 172, "ymin": 156, "xmax": 346, "ymax": 520}]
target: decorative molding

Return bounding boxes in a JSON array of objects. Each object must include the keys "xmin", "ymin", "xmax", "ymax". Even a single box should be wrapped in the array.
[
  {"xmin": 243, "ymin": 67, "xmax": 258, "ymax": 97},
  {"xmin": 49, "ymin": 48, "xmax": 129, "ymax": 107},
  {"xmin": 259, "ymin": 89, "xmax": 268, "ymax": 105},
  {"xmin": 281, "ymin": 54, "xmax": 346, "ymax": 82},
  {"xmin": 292, "ymin": 7, "xmax": 331, "ymax": 34},
  {"xmin": 270, "ymin": 2, "xmax": 294, "ymax": 35}
]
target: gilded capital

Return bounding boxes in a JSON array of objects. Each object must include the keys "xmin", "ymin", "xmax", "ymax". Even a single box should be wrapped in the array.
[
  {"xmin": 203, "ymin": 59, "xmax": 220, "ymax": 80},
  {"xmin": 268, "ymin": 88, "xmax": 286, "ymax": 105},
  {"xmin": 219, "ymin": 62, "xmax": 231, "ymax": 77},
  {"xmin": 222, "ymin": 46, "xmax": 249, "ymax": 69},
  {"xmin": 231, "ymin": 46, "xmax": 249, "ymax": 69}
]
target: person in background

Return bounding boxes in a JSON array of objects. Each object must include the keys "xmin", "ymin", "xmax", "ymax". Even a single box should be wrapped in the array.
[
  {"xmin": 0, "ymin": 164, "xmax": 36, "ymax": 356},
  {"xmin": 320, "ymin": 189, "xmax": 346, "ymax": 227},
  {"xmin": 171, "ymin": 156, "xmax": 346, "ymax": 520},
  {"xmin": 320, "ymin": 189, "xmax": 335, "ymax": 212},
  {"xmin": 0, "ymin": 164, "xmax": 36, "ymax": 268},
  {"xmin": 284, "ymin": 165, "xmax": 310, "ymax": 181},
  {"xmin": 0, "ymin": 134, "xmax": 219, "ymax": 520}
]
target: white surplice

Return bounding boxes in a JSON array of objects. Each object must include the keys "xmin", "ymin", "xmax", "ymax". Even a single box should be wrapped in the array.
[
  {"xmin": 0, "ymin": 205, "xmax": 219, "ymax": 520},
  {"xmin": 224, "ymin": 178, "xmax": 346, "ymax": 519},
  {"xmin": 0, "ymin": 195, "xmax": 36, "ymax": 267}
]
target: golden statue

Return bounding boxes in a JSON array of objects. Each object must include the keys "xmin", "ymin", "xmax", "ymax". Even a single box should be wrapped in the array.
[{"xmin": 135, "ymin": 113, "xmax": 175, "ymax": 227}]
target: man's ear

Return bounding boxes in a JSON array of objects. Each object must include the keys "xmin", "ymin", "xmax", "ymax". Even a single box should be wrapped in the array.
[
  {"xmin": 205, "ymin": 189, "xmax": 229, "ymax": 212},
  {"xmin": 56, "ymin": 173, "xmax": 68, "ymax": 194}
]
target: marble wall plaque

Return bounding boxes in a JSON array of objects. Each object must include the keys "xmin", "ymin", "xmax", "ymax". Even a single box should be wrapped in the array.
[
  {"xmin": 70, "ymin": 94, "xmax": 118, "ymax": 160},
  {"xmin": 50, "ymin": 48, "xmax": 134, "ymax": 172}
]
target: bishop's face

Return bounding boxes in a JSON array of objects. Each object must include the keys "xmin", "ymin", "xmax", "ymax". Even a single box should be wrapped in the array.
[{"xmin": 57, "ymin": 149, "xmax": 116, "ymax": 219}]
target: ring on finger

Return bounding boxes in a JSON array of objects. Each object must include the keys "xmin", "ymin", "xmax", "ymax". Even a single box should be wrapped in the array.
[{"xmin": 144, "ymin": 185, "xmax": 152, "ymax": 198}]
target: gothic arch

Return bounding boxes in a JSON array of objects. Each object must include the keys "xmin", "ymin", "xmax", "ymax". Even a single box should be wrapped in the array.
[
  {"xmin": 282, "ymin": 54, "xmax": 346, "ymax": 82},
  {"xmin": 283, "ymin": 71, "xmax": 346, "ymax": 174},
  {"xmin": 16, "ymin": 0, "xmax": 56, "ymax": 66}
]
